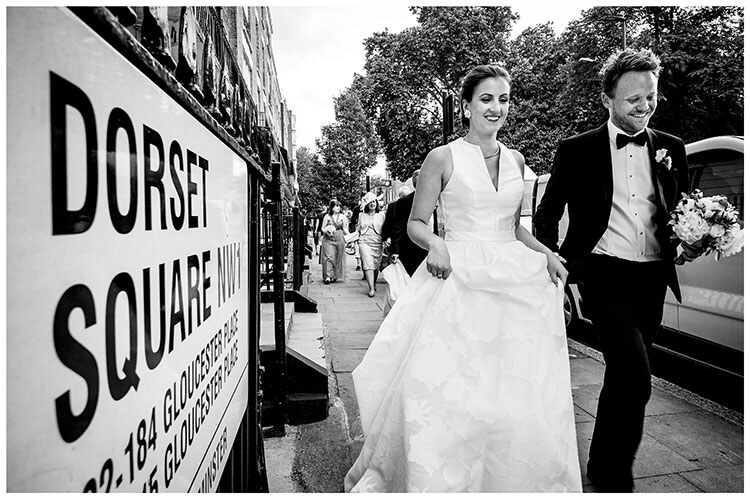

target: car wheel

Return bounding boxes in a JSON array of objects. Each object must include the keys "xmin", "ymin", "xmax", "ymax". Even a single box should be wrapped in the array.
[{"xmin": 563, "ymin": 286, "xmax": 578, "ymax": 329}]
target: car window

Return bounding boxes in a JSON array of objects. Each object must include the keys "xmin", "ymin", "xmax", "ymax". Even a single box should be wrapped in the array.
[{"xmin": 688, "ymin": 148, "xmax": 744, "ymax": 220}]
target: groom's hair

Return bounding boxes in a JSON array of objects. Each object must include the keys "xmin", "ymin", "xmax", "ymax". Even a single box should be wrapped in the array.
[
  {"xmin": 460, "ymin": 65, "xmax": 511, "ymax": 126},
  {"xmin": 601, "ymin": 48, "xmax": 662, "ymax": 97}
]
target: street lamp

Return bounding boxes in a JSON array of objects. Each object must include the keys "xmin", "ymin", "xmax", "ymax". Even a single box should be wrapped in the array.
[{"xmin": 604, "ymin": 15, "xmax": 627, "ymax": 50}]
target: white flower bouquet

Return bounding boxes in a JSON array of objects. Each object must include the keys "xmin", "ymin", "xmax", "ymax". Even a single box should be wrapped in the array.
[{"xmin": 669, "ymin": 189, "xmax": 744, "ymax": 263}]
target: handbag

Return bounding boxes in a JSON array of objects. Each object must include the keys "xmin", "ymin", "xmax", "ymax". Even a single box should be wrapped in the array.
[{"xmin": 344, "ymin": 232, "xmax": 360, "ymax": 244}]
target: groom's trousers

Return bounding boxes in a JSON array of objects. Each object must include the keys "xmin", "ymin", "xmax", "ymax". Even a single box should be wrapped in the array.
[{"xmin": 577, "ymin": 254, "xmax": 668, "ymax": 490}]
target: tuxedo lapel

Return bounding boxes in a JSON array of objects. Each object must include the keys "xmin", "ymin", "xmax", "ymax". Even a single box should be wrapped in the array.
[
  {"xmin": 594, "ymin": 124, "xmax": 614, "ymax": 209},
  {"xmin": 645, "ymin": 128, "xmax": 670, "ymax": 214}
]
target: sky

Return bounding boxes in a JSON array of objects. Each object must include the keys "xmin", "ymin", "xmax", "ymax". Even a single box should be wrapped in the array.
[{"xmin": 270, "ymin": 2, "xmax": 597, "ymax": 174}]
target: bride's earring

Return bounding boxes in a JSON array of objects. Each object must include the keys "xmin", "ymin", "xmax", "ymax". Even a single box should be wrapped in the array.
[{"xmin": 464, "ymin": 109, "xmax": 471, "ymax": 119}]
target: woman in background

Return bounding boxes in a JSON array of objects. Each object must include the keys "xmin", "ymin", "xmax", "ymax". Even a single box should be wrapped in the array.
[
  {"xmin": 357, "ymin": 192, "xmax": 385, "ymax": 297},
  {"xmin": 320, "ymin": 199, "xmax": 348, "ymax": 284}
]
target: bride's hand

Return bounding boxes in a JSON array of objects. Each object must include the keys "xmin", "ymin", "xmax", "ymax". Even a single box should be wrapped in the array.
[
  {"xmin": 546, "ymin": 252, "xmax": 568, "ymax": 287},
  {"xmin": 426, "ymin": 238, "xmax": 452, "ymax": 280}
]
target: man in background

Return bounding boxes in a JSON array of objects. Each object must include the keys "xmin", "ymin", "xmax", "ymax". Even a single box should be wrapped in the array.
[{"xmin": 389, "ymin": 169, "xmax": 429, "ymax": 276}]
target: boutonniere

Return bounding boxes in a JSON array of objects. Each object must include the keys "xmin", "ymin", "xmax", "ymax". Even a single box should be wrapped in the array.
[{"xmin": 655, "ymin": 148, "xmax": 673, "ymax": 170}]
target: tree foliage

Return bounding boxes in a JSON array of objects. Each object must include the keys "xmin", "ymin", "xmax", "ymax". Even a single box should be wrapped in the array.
[
  {"xmin": 353, "ymin": 5, "xmax": 743, "ymax": 177},
  {"xmin": 358, "ymin": 6, "xmax": 518, "ymax": 180},
  {"xmin": 638, "ymin": 6, "xmax": 744, "ymax": 141},
  {"xmin": 294, "ymin": 146, "xmax": 324, "ymax": 214},
  {"xmin": 313, "ymin": 84, "xmax": 380, "ymax": 209}
]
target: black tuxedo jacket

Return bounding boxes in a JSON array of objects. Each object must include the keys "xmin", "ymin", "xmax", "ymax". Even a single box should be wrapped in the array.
[
  {"xmin": 348, "ymin": 205, "xmax": 361, "ymax": 233},
  {"xmin": 381, "ymin": 200, "xmax": 398, "ymax": 243},
  {"xmin": 390, "ymin": 192, "xmax": 428, "ymax": 276},
  {"xmin": 533, "ymin": 123, "xmax": 689, "ymax": 302}
]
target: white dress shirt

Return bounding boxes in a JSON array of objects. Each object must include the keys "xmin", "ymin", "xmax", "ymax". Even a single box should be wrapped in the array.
[{"xmin": 593, "ymin": 120, "xmax": 662, "ymax": 262}]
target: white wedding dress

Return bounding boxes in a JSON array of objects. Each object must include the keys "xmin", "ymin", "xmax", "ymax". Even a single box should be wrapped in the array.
[{"xmin": 344, "ymin": 139, "xmax": 582, "ymax": 493}]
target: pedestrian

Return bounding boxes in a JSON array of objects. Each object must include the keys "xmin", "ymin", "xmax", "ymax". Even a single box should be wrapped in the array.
[
  {"xmin": 381, "ymin": 186, "xmax": 412, "ymax": 258},
  {"xmin": 533, "ymin": 48, "xmax": 702, "ymax": 492},
  {"xmin": 386, "ymin": 169, "xmax": 431, "ymax": 277},
  {"xmin": 349, "ymin": 194, "xmax": 365, "ymax": 273},
  {"xmin": 320, "ymin": 199, "xmax": 348, "ymax": 284},
  {"xmin": 345, "ymin": 64, "xmax": 580, "ymax": 492},
  {"xmin": 356, "ymin": 191, "xmax": 385, "ymax": 297},
  {"xmin": 312, "ymin": 206, "xmax": 326, "ymax": 256}
]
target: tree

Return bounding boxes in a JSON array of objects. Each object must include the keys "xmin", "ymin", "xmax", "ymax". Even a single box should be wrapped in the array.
[
  {"xmin": 315, "ymin": 84, "xmax": 380, "ymax": 209},
  {"xmin": 352, "ymin": 6, "xmax": 742, "ymax": 177},
  {"xmin": 502, "ymin": 23, "xmax": 569, "ymax": 174},
  {"xmin": 554, "ymin": 6, "xmax": 744, "ymax": 143},
  {"xmin": 295, "ymin": 147, "xmax": 324, "ymax": 214},
  {"xmin": 637, "ymin": 6, "xmax": 744, "ymax": 141},
  {"xmin": 358, "ymin": 6, "xmax": 518, "ymax": 180}
]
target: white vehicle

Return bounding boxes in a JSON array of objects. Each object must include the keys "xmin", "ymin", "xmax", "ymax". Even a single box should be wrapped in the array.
[{"xmin": 532, "ymin": 136, "xmax": 744, "ymax": 377}]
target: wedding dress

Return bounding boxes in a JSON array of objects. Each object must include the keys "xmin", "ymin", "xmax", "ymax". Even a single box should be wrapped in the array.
[{"xmin": 344, "ymin": 138, "xmax": 582, "ymax": 492}]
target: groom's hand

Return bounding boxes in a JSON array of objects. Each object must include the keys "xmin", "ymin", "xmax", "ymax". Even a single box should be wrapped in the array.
[{"xmin": 676, "ymin": 241, "xmax": 703, "ymax": 265}]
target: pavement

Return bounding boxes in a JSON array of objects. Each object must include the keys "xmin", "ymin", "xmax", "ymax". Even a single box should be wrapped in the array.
[{"xmin": 264, "ymin": 249, "xmax": 744, "ymax": 493}]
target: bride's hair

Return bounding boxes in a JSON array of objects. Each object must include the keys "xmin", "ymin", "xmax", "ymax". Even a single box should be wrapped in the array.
[{"xmin": 460, "ymin": 65, "xmax": 511, "ymax": 127}]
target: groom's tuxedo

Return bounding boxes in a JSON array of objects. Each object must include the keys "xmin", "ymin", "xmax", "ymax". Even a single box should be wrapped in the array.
[
  {"xmin": 534, "ymin": 122, "xmax": 689, "ymax": 300},
  {"xmin": 534, "ymin": 121, "xmax": 689, "ymax": 491}
]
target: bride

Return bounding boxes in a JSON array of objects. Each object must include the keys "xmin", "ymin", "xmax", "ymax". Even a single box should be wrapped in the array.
[{"xmin": 343, "ymin": 64, "xmax": 582, "ymax": 492}]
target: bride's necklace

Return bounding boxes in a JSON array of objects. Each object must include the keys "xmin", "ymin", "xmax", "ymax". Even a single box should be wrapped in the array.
[
  {"xmin": 483, "ymin": 147, "xmax": 500, "ymax": 159},
  {"xmin": 463, "ymin": 137, "xmax": 500, "ymax": 159}
]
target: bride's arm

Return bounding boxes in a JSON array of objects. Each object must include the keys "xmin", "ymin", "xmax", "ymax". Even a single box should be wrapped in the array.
[
  {"xmin": 407, "ymin": 146, "xmax": 452, "ymax": 279},
  {"xmin": 510, "ymin": 150, "xmax": 568, "ymax": 286}
]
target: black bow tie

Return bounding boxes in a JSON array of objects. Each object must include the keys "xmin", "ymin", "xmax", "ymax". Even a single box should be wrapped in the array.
[{"xmin": 616, "ymin": 132, "xmax": 648, "ymax": 149}]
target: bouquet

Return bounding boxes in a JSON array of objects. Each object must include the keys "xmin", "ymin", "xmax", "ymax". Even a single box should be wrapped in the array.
[{"xmin": 669, "ymin": 189, "xmax": 744, "ymax": 263}]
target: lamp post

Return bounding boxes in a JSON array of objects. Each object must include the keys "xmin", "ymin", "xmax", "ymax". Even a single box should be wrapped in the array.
[
  {"xmin": 442, "ymin": 92, "xmax": 455, "ymax": 145},
  {"xmin": 604, "ymin": 15, "xmax": 627, "ymax": 50}
]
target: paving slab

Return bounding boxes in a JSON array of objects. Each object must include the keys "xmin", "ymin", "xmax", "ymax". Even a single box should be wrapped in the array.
[
  {"xmin": 633, "ymin": 433, "xmax": 703, "ymax": 477},
  {"xmin": 326, "ymin": 320, "xmax": 383, "ymax": 334},
  {"xmin": 644, "ymin": 411, "xmax": 743, "ymax": 468},
  {"xmin": 331, "ymin": 348, "xmax": 368, "ymax": 373},
  {"xmin": 327, "ymin": 311, "xmax": 387, "ymax": 323},
  {"xmin": 633, "ymin": 473, "xmax": 702, "ymax": 493},
  {"xmin": 331, "ymin": 297, "xmax": 385, "ymax": 305},
  {"xmin": 319, "ymin": 303, "xmax": 383, "ymax": 313},
  {"xmin": 571, "ymin": 382, "xmax": 599, "ymax": 410},
  {"xmin": 336, "ymin": 373, "xmax": 362, "ymax": 440},
  {"xmin": 680, "ymin": 465, "xmax": 744, "ymax": 493},
  {"xmin": 645, "ymin": 387, "xmax": 702, "ymax": 417},
  {"xmin": 572, "ymin": 382, "xmax": 702, "ymax": 420},
  {"xmin": 575, "ymin": 421, "xmax": 594, "ymax": 485},
  {"xmin": 329, "ymin": 334, "xmax": 375, "ymax": 350},
  {"xmin": 569, "ymin": 356, "xmax": 606, "ymax": 386},
  {"xmin": 318, "ymin": 289, "xmax": 372, "ymax": 298},
  {"xmin": 573, "ymin": 402, "xmax": 595, "ymax": 423}
]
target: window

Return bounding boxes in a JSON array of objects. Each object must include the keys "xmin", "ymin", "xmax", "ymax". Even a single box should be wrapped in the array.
[{"xmin": 688, "ymin": 148, "xmax": 744, "ymax": 220}]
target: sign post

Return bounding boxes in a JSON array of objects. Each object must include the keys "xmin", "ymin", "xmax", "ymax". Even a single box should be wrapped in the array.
[{"xmin": 8, "ymin": 7, "xmax": 250, "ymax": 492}]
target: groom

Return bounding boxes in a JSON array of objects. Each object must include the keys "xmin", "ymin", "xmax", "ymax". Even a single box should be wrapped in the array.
[{"xmin": 534, "ymin": 48, "xmax": 701, "ymax": 492}]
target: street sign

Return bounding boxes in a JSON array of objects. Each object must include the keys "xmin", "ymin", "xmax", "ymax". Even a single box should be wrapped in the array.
[{"xmin": 7, "ymin": 7, "xmax": 249, "ymax": 492}]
